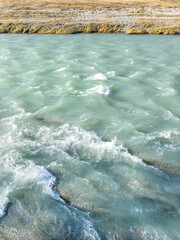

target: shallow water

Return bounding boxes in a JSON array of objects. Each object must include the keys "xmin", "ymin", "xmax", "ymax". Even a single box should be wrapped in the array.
[{"xmin": 0, "ymin": 34, "xmax": 180, "ymax": 240}]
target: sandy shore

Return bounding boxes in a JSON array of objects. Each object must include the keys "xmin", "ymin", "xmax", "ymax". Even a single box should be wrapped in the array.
[{"xmin": 0, "ymin": 0, "xmax": 180, "ymax": 34}]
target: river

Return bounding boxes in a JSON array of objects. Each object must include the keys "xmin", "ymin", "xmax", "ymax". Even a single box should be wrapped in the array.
[{"xmin": 0, "ymin": 34, "xmax": 180, "ymax": 240}]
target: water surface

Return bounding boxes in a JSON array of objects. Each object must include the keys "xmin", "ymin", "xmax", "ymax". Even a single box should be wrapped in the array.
[{"xmin": 0, "ymin": 34, "xmax": 180, "ymax": 240}]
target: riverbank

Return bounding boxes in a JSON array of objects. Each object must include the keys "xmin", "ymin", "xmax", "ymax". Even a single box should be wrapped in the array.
[{"xmin": 0, "ymin": 0, "xmax": 180, "ymax": 34}]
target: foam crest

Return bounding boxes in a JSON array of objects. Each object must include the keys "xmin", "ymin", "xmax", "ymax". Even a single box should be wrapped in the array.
[
  {"xmin": 107, "ymin": 71, "xmax": 115, "ymax": 77},
  {"xmin": 86, "ymin": 85, "xmax": 110, "ymax": 96},
  {"xmin": 0, "ymin": 187, "xmax": 10, "ymax": 217},
  {"xmin": 132, "ymin": 129, "xmax": 180, "ymax": 145},
  {"xmin": 25, "ymin": 124, "xmax": 139, "ymax": 164},
  {"xmin": 0, "ymin": 134, "xmax": 61, "ymax": 211},
  {"xmin": 81, "ymin": 217, "xmax": 101, "ymax": 240},
  {"xmin": 146, "ymin": 131, "xmax": 173, "ymax": 141},
  {"xmin": 55, "ymin": 67, "xmax": 67, "ymax": 72},
  {"xmin": 86, "ymin": 73, "xmax": 107, "ymax": 81}
]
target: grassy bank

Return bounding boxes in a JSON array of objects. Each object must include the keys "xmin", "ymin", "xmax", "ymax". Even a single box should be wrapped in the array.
[{"xmin": 0, "ymin": 0, "xmax": 180, "ymax": 34}]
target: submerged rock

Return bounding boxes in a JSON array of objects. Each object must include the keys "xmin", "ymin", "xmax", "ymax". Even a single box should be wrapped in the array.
[
  {"xmin": 0, "ymin": 187, "xmax": 100, "ymax": 240},
  {"xmin": 128, "ymin": 149, "xmax": 180, "ymax": 178},
  {"xmin": 0, "ymin": 199, "xmax": 65, "ymax": 240},
  {"xmin": 56, "ymin": 174, "xmax": 109, "ymax": 214}
]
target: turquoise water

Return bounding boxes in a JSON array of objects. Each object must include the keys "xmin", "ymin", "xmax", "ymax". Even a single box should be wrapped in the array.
[{"xmin": 0, "ymin": 34, "xmax": 180, "ymax": 240}]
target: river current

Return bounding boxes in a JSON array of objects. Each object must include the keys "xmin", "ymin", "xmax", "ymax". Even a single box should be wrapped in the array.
[{"xmin": 0, "ymin": 34, "xmax": 180, "ymax": 240}]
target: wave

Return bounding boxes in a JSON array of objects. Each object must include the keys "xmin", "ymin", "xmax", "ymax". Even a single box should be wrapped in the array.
[
  {"xmin": 23, "ymin": 123, "xmax": 180, "ymax": 177},
  {"xmin": 13, "ymin": 161, "xmax": 61, "ymax": 200},
  {"xmin": 18, "ymin": 123, "xmax": 147, "ymax": 172},
  {"xmin": 23, "ymin": 124, "xmax": 126, "ymax": 162},
  {"xmin": 0, "ymin": 161, "xmax": 61, "ymax": 218}
]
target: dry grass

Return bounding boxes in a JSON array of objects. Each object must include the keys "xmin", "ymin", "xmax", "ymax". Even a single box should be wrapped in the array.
[
  {"xmin": 0, "ymin": 0, "xmax": 179, "ymax": 34},
  {"xmin": 0, "ymin": 0, "xmax": 180, "ymax": 10}
]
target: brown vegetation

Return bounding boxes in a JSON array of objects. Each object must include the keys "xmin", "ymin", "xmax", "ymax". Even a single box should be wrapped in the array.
[
  {"xmin": 1, "ymin": 0, "xmax": 180, "ymax": 9},
  {"xmin": 0, "ymin": 0, "xmax": 180, "ymax": 34}
]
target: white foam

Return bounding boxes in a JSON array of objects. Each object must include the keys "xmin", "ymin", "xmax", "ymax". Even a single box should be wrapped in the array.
[
  {"xmin": 136, "ymin": 226, "xmax": 171, "ymax": 240},
  {"xmin": 107, "ymin": 71, "xmax": 115, "ymax": 77},
  {"xmin": 82, "ymin": 217, "xmax": 101, "ymax": 240},
  {"xmin": 129, "ymin": 72, "xmax": 138, "ymax": 78},
  {"xmin": 86, "ymin": 85, "xmax": 110, "ymax": 96},
  {"xmin": 155, "ymin": 85, "xmax": 175, "ymax": 96},
  {"xmin": 0, "ymin": 187, "xmax": 10, "ymax": 217},
  {"xmin": 146, "ymin": 130, "xmax": 179, "ymax": 141},
  {"xmin": 0, "ymin": 134, "xmax": 61, "ymax": 216},
  {"xmin": 164, "ymin": 143, "xmax": 180, "ymax": 151},
  {"xmin": 13, "ymin": 161, "xmax": 60, "ymax": 200},
  {"xmin": 31, "ymin": 124, "xmax": 141, "ymax": 165},
  {"xmin": 165, "ymin": 110, "xmax": 179, "ymax": 121},
  {"xmin": 86, "ymin": 73, "xmax": 107, "ymax": 81},
  {"xmin": 55, "ymin": 67, "xmax": 67, "ymax": 72},
  {"xmin": 132, "ymin": 130, "xmax": 180, "ymax": 146},
  {"xmin": 28, "ymin": 86, "xmax": 41, "ymax": 90},
  {"xmin": 122, "ymin": 151, "xmax": 143, "ymax": 164}
]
